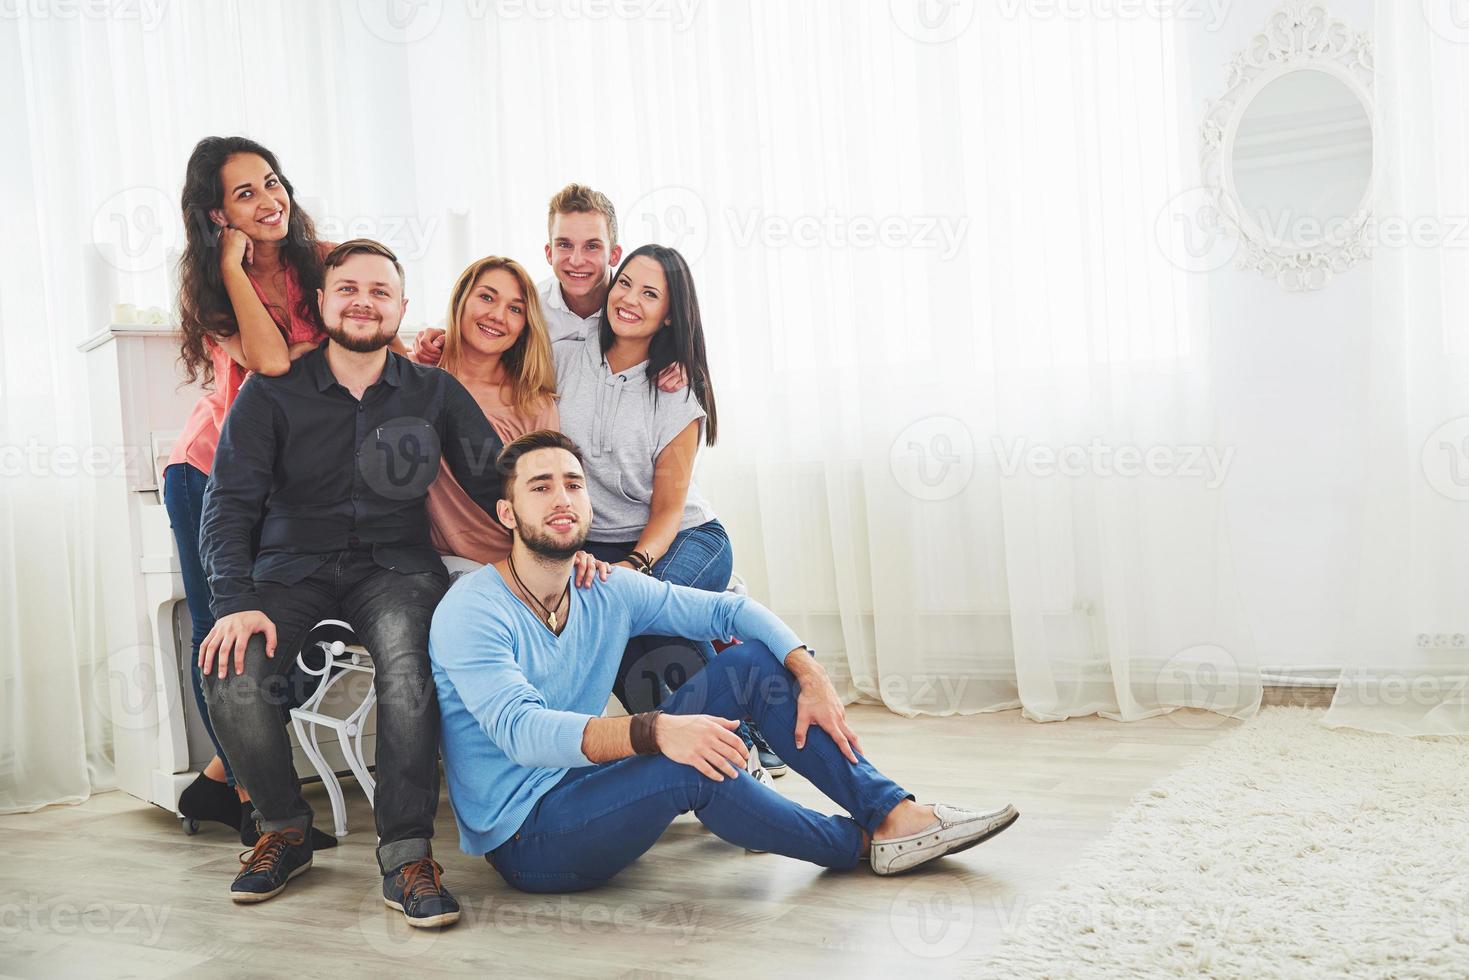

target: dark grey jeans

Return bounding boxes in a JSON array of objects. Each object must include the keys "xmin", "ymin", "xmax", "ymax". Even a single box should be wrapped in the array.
[{"xmin": 203, "ymin": 549, "xmax": 448, "ymax": 875}]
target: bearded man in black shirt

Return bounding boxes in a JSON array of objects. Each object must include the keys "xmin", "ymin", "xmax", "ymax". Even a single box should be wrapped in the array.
[{"xmin": 198, "ymin": 239, "xmax": 500, "ymax": 926}]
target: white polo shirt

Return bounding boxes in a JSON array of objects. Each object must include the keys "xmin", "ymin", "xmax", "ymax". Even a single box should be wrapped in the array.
[{"xmin": 538, "ymin": 276, "xmax": 604, "ymax": 343}]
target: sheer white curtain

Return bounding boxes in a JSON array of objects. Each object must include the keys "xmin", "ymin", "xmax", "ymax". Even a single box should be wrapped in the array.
[
  {"xmin": 331, "ymin": 1, "xmax": 1257, "ymax": 723},
  {"xmin": 614, "ymin": 5, "xmax": 1257, "ymax": 724},
  {"xmin": 2, "ymin": 13, "xmax": 114, "ymax": 811},
  {"xmin": 1324, "ymin": 3, "xmax": 1469, "ymax": 736},
  {"xmin": 4, "ymin": 0, "xmax": 1258, "ymax": 810}
]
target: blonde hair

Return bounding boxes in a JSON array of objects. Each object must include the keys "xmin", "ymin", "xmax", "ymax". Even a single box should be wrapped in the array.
[
  {"xmin": 547, "ymin": 183, "xmax": 618, "ymax": 247},
  {"xmin": 439, "ymin": 256, "xmax": 557, "ymax": 416}
]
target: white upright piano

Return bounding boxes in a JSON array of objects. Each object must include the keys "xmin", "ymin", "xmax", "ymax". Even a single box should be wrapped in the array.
[{"xmin": 81, "ymin": 322, "xmax": 379, "ymax": 819}]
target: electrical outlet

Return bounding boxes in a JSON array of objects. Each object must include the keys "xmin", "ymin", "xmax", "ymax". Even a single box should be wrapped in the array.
[{"xmin": 1414, "ymin": 632, "xmax": 1469, "ymax": 650}]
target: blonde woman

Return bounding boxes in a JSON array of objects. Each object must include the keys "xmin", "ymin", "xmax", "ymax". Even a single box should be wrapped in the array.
[{"xmin": 421, "ymin": 256, "xmax": 559, "ymax": 566}]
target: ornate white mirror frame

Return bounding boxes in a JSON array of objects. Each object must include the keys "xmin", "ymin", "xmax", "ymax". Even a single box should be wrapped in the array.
[{"xmin": 1201, "ymin": 0, "xmax": 1375, "ymax": 292}]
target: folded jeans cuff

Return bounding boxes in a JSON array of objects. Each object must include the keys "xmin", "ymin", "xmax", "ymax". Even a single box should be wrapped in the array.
[
  {"xmin": 259, "ymin": 811, "xmax": 312, "ymax": 836},
  {"xmin": 378, "ymin": 836, "xmax": 432, "ymax": 876}
]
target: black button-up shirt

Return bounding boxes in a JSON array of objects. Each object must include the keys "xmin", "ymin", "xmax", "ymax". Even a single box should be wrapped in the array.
[{"xmin": 200, "ymin": 345, "xmax": 505, "ymax": 617}]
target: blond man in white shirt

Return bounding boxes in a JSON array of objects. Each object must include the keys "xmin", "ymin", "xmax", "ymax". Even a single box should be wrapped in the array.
[{"xmin": 539, "ymin": 183, "xmax": 622, "ymax": 342}]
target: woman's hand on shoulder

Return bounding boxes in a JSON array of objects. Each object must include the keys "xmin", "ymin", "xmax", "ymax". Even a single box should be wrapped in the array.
[
  {"xmin": 655, "ymin": 362, "xmax": 688, "ymax": 393},
  {"xmin": 572, "ymin": 551, "xmax": 612, "ymax": 589},
  {"xmin": 412, "ymin": 326, "xmax": 446, "ymax": 366}
]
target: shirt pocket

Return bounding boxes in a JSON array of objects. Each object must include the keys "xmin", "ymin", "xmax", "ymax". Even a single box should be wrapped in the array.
[{"xmin": 358, "ymin": 416, "xmax": 441, "ymax": 500}]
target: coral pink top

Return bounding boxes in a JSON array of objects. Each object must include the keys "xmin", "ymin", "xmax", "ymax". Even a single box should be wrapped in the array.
[
  {"xmin": 168, "ymin": 270, "xmax": 325, "ymax": 475},
  {"xmin": 426, "ymin": 386, "xmax": 559, "ymax": 565}
]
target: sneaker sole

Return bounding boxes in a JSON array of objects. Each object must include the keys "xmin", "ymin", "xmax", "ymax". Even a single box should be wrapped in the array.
[
  {"xmin": 876, "ymin": 810, "xmax": 1020, "ymax": 876},
  {"xmin": 764, "ymin": 764, "xmax": 788, "ymax": 778},
  {"xmin": 383, "ymin": 898, "xmax": 461, "ymax": 929},
  {"xmin": 231, "ymin": 857, "xmax": 313, "ymax": 903}
]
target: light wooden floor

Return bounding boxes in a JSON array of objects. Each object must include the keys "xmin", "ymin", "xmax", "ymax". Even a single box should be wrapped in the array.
[{"xmin": 0, "ymin": 706, "xmax": 1238, "ymax": 979}]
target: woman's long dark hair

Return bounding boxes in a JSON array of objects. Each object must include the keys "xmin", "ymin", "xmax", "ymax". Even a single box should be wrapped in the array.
[
  {"xmin": 598, "ymin": 244, "xmax": 718, "ymax": 445},
  {"xmin": 176, "ymin": 136, "xmax": 324, "ymax": 386}
]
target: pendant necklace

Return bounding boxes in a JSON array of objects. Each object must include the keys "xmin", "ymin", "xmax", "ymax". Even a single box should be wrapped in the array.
[{"xmin": 507, "ymin": 554, "xmax": 570, "ymax": 630}]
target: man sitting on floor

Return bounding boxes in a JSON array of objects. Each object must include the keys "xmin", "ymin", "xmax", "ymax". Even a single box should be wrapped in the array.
[{"xmin": 429, "ymin": 429, "xmax": 1019, "ymax": 890}]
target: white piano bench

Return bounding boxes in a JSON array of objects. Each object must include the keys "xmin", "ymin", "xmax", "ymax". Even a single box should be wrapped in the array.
[{"xmin": 289, "ymin": 619, "xmax": 376, "ymax": 838}]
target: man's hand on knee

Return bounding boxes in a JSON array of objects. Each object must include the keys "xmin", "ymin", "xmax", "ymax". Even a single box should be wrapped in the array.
[
  {"xmin": 657, "ymin": 714, "xmax": 748, "ymax": 781},
  {"xmin": 200, "ymin": 611, "xmax": 278, "ymax": 679},
  {"xmin": 788, "ymin": 651, "xmax": 863, "ymax": 763}
]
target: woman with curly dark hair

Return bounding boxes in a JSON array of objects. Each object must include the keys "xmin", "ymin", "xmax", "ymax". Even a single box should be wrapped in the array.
[{"xmin": 163, "ymin": 136, "xmax": 345, "ymax": 847}]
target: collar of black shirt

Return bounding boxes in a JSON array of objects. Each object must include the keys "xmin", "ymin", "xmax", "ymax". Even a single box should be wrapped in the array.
[{"xmin": 306, "ymin": 342, "xmax": 406, "ymax": 394}]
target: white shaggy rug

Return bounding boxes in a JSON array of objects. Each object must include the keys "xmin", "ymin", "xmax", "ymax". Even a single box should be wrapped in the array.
[{"xmin": 982, "ymin": 707, "xmax": 1469, "ymax": 979}]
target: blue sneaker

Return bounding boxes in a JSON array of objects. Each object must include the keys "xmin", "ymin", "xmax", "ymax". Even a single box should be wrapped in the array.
[
  {"xmin": 383, "ymin": 858, "xmax": 461, "ymax": 929},
  {"xmin": 757, "ymin": 746, "xmax": 788, "ymax": 777},
  {"xmin": 749, "ymin": 727, "xmax": 787, "ymax": 777},
  {"xmin": 230, "ymin": 828, "xmax": 312, "ymax": 903}
]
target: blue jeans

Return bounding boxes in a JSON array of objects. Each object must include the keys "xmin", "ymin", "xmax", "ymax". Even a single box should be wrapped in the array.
[
  {"xmin": 585, "ymin": 518, "xmax": 734, "ymax": 715},
  {"xmin": 488, "ymin": 638, "xmax": 912, "ymax": 892},
  {"xmin": 162, "ymin": 463, "xmax": 235, "ymax": 785}
]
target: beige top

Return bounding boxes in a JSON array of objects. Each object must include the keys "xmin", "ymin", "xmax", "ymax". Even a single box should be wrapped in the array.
[{"xmin": 426, "ymin": 384, "xmax": 559, "ymax": 565}]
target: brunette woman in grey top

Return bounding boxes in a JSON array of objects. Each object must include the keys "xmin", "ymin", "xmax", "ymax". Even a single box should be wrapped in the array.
[{"xmin": 554, "ymin": 245, "xmax": 785, "ymax": 772}]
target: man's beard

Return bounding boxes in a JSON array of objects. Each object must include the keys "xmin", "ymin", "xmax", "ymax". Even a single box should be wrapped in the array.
[
  {"xmin": 515, "ymin": 509, "xmax": 589, "ymax": 561},
  {"xmin": 326, "ymin": 317, "xmax": 395, "ymax": 353}
]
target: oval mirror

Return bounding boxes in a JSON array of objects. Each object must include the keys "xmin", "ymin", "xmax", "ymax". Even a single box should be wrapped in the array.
[{"xmin": 1230, "ymin": 68, "xmax": 1372, "ymax": 250}]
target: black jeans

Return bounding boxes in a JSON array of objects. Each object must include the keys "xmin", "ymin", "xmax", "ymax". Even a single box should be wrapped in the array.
[{"xmin": 202, "ymin": 549, "xmax": 448, "ymax": 875}]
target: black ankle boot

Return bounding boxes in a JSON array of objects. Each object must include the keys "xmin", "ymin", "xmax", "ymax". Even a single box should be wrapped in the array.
[
  {"xmin": 239, "ymin": 802, "xmax": 339, "ymax": 850},
  {"xmin": 177, "ymin": 772, "xmax": 242, "ymax": 830}
]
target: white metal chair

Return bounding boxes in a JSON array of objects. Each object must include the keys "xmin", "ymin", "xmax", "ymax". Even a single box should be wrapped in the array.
[
  {"xmin": 289, "ymin": 619, "xmax": 376, "ymax": 837},
  {"xmin": 288, "ymin": 569, "xmax": 755, "ymax": 836}
]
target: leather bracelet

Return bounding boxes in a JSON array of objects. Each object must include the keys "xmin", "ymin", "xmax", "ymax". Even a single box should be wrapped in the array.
[
  {"xmin": 629, "ymin": 709, "xmax": 663, "ymax": 755},
  {"xmin": 627, "ymin": 550, "xmax": 654, "ymax": 575}
]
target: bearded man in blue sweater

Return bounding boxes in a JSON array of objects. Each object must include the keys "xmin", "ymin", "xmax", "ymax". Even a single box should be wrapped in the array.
[{"xmin": 429, "ymin": 430, "xmax": 1018, "ymax": 890}]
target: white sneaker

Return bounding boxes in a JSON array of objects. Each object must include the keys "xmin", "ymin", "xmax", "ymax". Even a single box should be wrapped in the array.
[
  {"xmin": 869, "ymin": 803, "xmax": 1018, "ymax": 876},
  {"xmin": 748, "ymin": 756, "xmax": 775, "ymax": 787}
]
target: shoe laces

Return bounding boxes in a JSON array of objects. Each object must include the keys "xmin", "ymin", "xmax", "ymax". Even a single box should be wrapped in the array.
[
  {"xmin": 397, "ymin": 858, "xmax": 446, "ymax": 903},
  {"xmin": 238, "ymin": 828, "xmax": 306, "ymax": 874}
]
